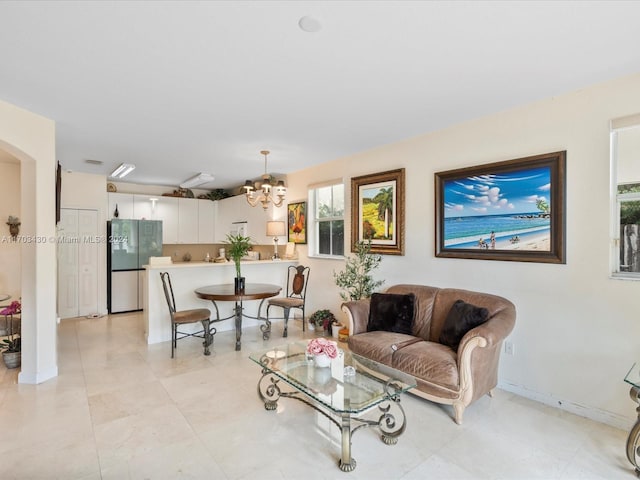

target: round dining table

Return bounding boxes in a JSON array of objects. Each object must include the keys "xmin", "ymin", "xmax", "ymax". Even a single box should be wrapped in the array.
[{"xmin": 195, "ymin": 283, "xmax": 282, "ymax": 351}]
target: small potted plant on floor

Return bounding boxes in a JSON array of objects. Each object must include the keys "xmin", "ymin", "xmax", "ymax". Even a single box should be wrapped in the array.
[
  {"xmin": 224, "ymin": 232, "xmax": 253, "ymax": 293},
  {"xmin": 309, "ymin": 309, "xmax": 338, "ymax": 335},
  {"xmin": 0, "ymin": 300, "xmax": 21, "ymax": 368}
]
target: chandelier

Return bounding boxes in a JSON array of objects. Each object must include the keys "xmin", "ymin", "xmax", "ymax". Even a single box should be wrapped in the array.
[{"xmin": 243, "ymin": 150, "xmax": 286, "ymax": 210}]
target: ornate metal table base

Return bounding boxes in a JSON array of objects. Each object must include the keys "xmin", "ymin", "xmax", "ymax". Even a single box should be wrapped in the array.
[
  {"xmin": 257, "ymin": 370, "xmax": 408, "ymax": 472},
  {"xmin": 208, "ymin": 298, "xmax": 270, "ymax": 351},
  {"xmin": 627, "ymin": 386, "xmax": 640, "ymax": 476}
]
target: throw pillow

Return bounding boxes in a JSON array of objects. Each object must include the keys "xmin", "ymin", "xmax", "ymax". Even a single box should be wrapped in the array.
[
  {"xmin": 367, "ymin": 292, "xmax": 415, "ymax": 335},
  {"xmin": 439, "ymin": 299, "xmax": 489, "ymax": 350}
]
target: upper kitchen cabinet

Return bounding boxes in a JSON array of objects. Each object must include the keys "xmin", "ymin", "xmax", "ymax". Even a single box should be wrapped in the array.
[
  {"xmin": 133, "ymin": 194, "xmax": 157, "ymax": 220},
  {"xmin": 215, "ymin": 194, "xmax": 285, "ymax": 245},
  {"xmin": 198, "ymin": 199, "xmax": 216, "ymax": 244},
  {"xmin": 108, "ymin": 192, "xmax": 134, "ymax": 220},
  {"xmin": 178, "ymin": 198, "xmax": 199, "ymax": 244},
  {"xmin": 155, "ymin": 196, "xmax": 179, "ymax": 244}
]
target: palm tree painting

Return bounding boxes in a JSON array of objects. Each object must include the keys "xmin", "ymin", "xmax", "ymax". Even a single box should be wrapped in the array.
[
  {"xmin": 351, "ymin": 168, "xmax": 405, "ymax": 255},
  {"xmin": 361, "ymin": 182, "xmax": 395, "ymax": 242}
]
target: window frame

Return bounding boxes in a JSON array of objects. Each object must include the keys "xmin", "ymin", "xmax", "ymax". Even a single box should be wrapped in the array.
[
  {"xmin": 610, "ymin": 119, "xmax": 640, "ymax": 280},
  {"xmin": 308, "ymin": 181, "xmax": 345, "ymax": 259}
]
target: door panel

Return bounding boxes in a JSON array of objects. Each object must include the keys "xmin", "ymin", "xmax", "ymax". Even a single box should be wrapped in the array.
[
  {"xmin": 57, "ymin": 208, "xmax": 99, "ymax": 318},
  {"xmin": 78, "ymin": 210, "xmax": 98, "ymax": 316}
]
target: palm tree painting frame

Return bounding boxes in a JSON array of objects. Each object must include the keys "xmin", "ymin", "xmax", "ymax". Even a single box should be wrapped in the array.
[
  {"xmin": 435, "ymin": 151, "xmax": 566, "ymax": 263},
  {"xmin": 287, "ymin": 200, "xmax": 307, "ymax": 244},
  {"xmin": 351, "ymin": 168, "xmax": 405, "ymax": 255}
]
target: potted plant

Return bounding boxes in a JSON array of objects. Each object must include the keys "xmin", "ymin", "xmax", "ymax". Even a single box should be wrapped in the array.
[
  {"xmin": 309, "ymin": 309, "xmax": 338, "ymax": 334},
  {"xmin": 0, "ymin": 300, "xmax": 21, "ymax": 368},
  {"xmin": 224, "ymin": 232, "xmax": 253, "ymax": 292},
  {"xmin": 334, "ymin": 240, "xmax": 384, "ymax": 301},
  {"xmin": 6, "ymin": 216, "xmax": 20, "ymax": 239}
]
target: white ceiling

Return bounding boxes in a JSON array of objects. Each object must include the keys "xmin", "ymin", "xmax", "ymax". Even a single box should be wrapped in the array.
[{"xmin": 1, "ymin": 1, "xmax": 639, "ymax": 189}]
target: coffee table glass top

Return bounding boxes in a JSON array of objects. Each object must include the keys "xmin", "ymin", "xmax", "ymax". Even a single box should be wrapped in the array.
[
  {"xmin": 249, "ymin": 341, "xmax": 416, "ymax": 414},
  {"xmin": 625, "ymin": 362, "xmax": 640, "ymax": 388}
]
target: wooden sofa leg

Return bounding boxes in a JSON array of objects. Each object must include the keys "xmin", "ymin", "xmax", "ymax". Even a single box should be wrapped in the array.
[
  {"xmin": 488, "ymin": 389, "xmax": 494, "ymax": 398},
  {"xmin": 453, "ymin": 402, "xmax": 464, "ymax": 425}
]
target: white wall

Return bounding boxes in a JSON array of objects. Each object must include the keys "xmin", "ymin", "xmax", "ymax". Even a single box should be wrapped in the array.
[
  {"xmin": 60, "ymin": 171, "xmax": 109, "ymax": 314},
  {"xmin": 286, "ymin": 73, "xmax": 640, "ymax": 429},
  {"xmin": 0, "ymin": 161, "xmax": 21, "ymax": 297},
  {"xmin": 0, "ymin": 97, "xmax": 57, "ymax": 384}
]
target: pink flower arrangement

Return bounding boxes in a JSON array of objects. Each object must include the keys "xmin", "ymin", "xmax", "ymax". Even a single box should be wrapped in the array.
[
  {"xmin": 0, "ymin": 300, "xmax": 20, "ymax": 316},
  {"xmin": 306, "ymin": 337, "xmax": 338, "ymax": 359}
]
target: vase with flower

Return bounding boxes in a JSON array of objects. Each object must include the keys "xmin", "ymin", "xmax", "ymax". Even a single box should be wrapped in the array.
[{"xmin": 306, "ymin": 337, "xmax": 338, "ymax": 368}]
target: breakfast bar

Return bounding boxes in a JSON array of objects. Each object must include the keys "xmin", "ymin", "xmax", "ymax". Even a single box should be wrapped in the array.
[{"xmin": 143, "ymin": 260, "xmax": 296, "ymax": 346}]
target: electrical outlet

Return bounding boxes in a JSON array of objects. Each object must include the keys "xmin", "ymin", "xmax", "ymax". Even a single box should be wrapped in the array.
[{"xmin": 504, "ymin": 341, "xmax": 514, "ymax": 356}]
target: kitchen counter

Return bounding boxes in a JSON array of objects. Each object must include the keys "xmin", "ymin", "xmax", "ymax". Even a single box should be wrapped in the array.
[
  {"xmin": 144, "ymin": 259, "xmax": 295, "ymax": 269},
  {"xmin": 143, "ymin": 259, "xmax": 297, "ymax": 345}
]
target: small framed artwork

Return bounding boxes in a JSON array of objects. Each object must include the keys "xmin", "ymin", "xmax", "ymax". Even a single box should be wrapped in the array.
[
  {"xmin": 287, "ymin": 201, "xmax": 307, "ymax": 244},
  {"xmin": 351, "ymin": 168, "xmax": 405, "ymax": 255},
  {"xmin": 435, "ymin": 151, "xmax": 566, "ymax": 263}
]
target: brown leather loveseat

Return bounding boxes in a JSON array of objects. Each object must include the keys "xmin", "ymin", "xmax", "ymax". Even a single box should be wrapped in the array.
[{"xmin": 341, "ymin": 284, "xmax": 516, "ymax": 424}]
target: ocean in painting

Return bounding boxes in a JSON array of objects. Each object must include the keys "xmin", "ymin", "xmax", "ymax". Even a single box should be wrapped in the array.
[{"xmin": 444, "ymin": 212, "xmax": 550, "ymax": 248}]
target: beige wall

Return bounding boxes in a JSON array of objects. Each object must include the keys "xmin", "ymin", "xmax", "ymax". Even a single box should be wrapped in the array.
[
  {"xmin": 0, "ymin": 97, "xmax": 57, "ymax": 384},
  {"xmin": 0, "ymin": 161, "xmax": 21, "ymax": 298},
  {"xmin": 286, "ymin": 73, "xmax": 640, "ymax": 429}
]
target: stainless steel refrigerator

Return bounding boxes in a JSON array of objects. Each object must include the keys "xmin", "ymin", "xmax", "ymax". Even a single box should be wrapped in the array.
[{"xmin": 107, "ymin": 219, "xmax": 163, "ymax": 313}]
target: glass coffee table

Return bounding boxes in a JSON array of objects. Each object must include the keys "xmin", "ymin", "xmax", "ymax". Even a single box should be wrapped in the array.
[
  {"xmin": 249, "ymin": 341, "xmax": 416, "ymax": 472},
  {"xmin": 625, "ymin": 362, "xmax": 640, "ymax": 475}
]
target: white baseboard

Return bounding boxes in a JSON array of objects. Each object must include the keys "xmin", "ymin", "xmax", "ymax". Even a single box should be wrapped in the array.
[
  {"xmin": 18, "ymin": 365, "xmax": 59, "ymax": 384},
  {"xmin": 498, "ymin": 380, "xmax": 633, "ymax": 431}
]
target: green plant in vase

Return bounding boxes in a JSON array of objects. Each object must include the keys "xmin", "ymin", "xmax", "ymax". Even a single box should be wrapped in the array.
[
  {"xmin": 334, "ymin": 240, "xmax": 384, "ymax": 301},
  {"xmin": 224, "ymin": 233, "xmax": 253, "ymax": 292}
]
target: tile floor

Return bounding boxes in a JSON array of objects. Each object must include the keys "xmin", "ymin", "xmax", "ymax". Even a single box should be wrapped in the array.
[{"xmin": 0, "ymin": 312, "xmax": 633, "ymax": 479}]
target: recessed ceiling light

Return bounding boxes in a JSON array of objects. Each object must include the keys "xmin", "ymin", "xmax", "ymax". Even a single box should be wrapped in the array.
[{"xmin": 298, "ymin": 16, "xmax": 322, "ymax": 33}]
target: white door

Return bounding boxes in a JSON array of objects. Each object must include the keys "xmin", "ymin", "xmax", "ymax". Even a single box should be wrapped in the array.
[
  {"xmin": 77, "ymin": 209, "xmax": 98, "ymax": 316},
  {"xmin": 57, "ymin": 208, "xmax": 99, "ymax": 318},
  {"xmin": 57, "ymin": 209, "xmax": 79, "ymax": 319}
]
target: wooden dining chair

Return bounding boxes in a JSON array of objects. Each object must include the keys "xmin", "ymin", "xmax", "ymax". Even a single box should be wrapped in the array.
[
  {"xmin": 160, "ymin": 272, "xmax": 214, "ymax": 358},
  {"xmin": 266, "ymin": 265, "xmax": 310, "ymax": 337}
]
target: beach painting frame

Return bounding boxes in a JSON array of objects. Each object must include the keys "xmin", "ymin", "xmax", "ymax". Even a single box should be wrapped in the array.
[
  {"xmin": 287, "ymin": 200, "xmax": 307, "ymax": 244},
  {"xmin": 351, "ymin": 168, "xmax": 405, "ymax": 255},
  {"xmin": 435, "ymin": 151, "xmax": 566, "ymax": 263}
]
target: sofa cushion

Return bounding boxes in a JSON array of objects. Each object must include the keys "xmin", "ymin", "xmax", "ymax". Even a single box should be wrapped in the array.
[
  {"xmin": 391, "ymin": 341, "xmax": 459, "ymax": 391},
  {"xmin": 367, "ymin": 292, "xmax": 415, "ymax": 335},
  {"xmin": 348, "ymin": 331, "xmax": 421, "ymax": 366},
  {"xmin": 438, "ymin": 299, "xmax": 489, "ymax": 350}
]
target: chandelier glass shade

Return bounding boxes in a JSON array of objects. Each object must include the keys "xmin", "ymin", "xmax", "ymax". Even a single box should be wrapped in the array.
[{"xmin": 243, "ymin": 150, "xmax": 286, "ymax": 210}]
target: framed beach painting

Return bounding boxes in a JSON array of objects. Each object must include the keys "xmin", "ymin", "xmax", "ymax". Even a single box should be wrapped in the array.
[
  {"xmin": 435, "ymin": 151, "xmax": 566, "ymax": 263},
  {"xmin": 351, "ymin": 168, "xmax": 405, "ymax": 255},
  {"xmin": 287, "ymin": 201, "xmax": 307, "ymax": 244}
]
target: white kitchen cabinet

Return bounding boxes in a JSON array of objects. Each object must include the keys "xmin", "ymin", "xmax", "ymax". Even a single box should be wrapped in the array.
[
  {"xmin": 198, "ymin": 199, "xmax": 216, "ymax": 244},
  {"xmin": 155, "ymin": 196, "xmax": 179, "ymax": 244},
  {"xmin": 178, "ymin": 198, "xmax": 199, "ymax": 244},
  {"xmin": 133, "ymin": 194, "xmax": 156, "ymax": 220},
  {"xmin": 215, "ymin": 194, "xmax": 285, "ymax": 244},
  {"xmin": 108, "ymin": 192, "xmax": 134, "ymax": 219}
]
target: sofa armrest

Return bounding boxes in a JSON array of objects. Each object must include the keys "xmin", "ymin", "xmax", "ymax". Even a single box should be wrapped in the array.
[
  {"xmin": 340, "ymin": 299, "xmax": 371, "ymax": 335},
  {"xmin": 456, "ymin": 304, "xmax": 516, "ymax": 403},
  {"xmin": 458, "ymin": 305, "xmax": 516, "ymax": 352}
]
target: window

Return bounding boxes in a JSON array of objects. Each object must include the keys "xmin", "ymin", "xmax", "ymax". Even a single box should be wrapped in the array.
[
  {"xmin": 611, "ymin": 116, "xmax": 640, "ymax": 278},
  {"xmin": 616, "ymin": 183, "xmax": 640, "ymax": 274},
  {"xmin": 310, "ymin": 182, "xmax": 344, "ymax": 257}
]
